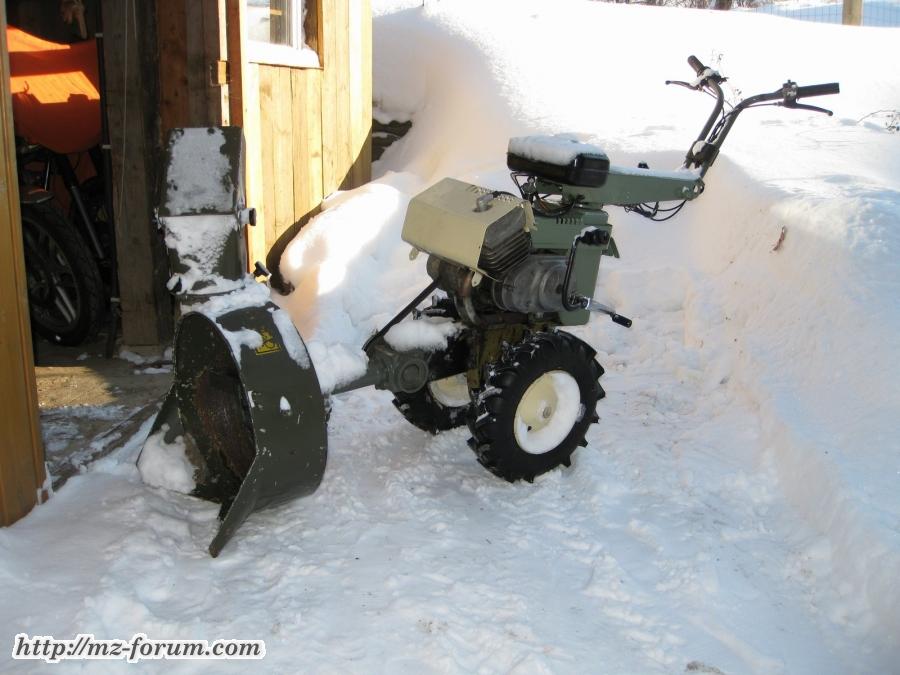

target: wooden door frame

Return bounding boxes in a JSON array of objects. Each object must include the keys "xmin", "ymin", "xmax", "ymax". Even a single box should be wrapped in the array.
[{"xmin": 0, "ymin": 1, "xmax": 47, "ymax": 526}]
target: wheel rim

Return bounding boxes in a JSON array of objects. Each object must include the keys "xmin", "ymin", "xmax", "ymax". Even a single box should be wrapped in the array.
[
  {"xmin": 22, "ymin": 219, "xmax": 82, "ymax": 335},
  {"xmin": 514, "ymin": 370, "xmax": 582, "ymax": 455},
  {"xmin": 428, "ymin": 374, "xmax": 470, "ymax": 408}
]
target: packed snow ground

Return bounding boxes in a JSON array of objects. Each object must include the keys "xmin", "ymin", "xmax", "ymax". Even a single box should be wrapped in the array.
[{"xmin": 2, "ymin": 1, "xmax": 899, "ymax": 672}]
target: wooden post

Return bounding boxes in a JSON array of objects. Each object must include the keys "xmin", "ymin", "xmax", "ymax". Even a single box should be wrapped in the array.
[
  {"xmin": 0, "ymin": 1, "xmax": 47, "ymax": 525},
  {"xmin": 158, "ymin": 0, "xmax": 230, "ymax": 132},
  {"xmin": 102, "ymin": 0, "xmax": 174, "ymax": 345},
  {"xmin": 843, "ymin": 0, "xmax": 863, "ymax": 24}
]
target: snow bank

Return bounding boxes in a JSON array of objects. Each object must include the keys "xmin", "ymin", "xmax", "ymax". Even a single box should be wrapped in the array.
[
  {"xmin": 137, "ymin": 425, "xmax": 196, "ymax": 494},
  {"xmin": 278, "ymin": 0, "xmax": 900, "ymax": 658},
  {"xmin": 272, "ymin": 176, "xmax": 441, "ymax": 391}
]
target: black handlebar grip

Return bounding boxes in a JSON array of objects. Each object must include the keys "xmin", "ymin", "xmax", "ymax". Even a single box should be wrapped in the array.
[
  {"xmin": 796, "ymin": 82, "xmax": 840, "ymax": 98},
  {"xmin": 611, "ymin": 314, "xmax": 633, "ymax": 328},
  {"xmin": 687, "ymin": 55, "xmax": 705, "ymax": 76}
]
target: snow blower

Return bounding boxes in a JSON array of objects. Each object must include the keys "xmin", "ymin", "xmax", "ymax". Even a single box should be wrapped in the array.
[{"xmin": 142, "ymin": 57, "xmax": 838, "ymax": 556}]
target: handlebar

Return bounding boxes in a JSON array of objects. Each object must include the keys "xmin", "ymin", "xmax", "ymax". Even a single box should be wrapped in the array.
[
  {"xmin": 675, "ymin": 55, "xmax": 840, "ymax": 177},
  {"xmin": 749, "ymin": 80, "xmax": 841, "ymax": 105},
  {"xmin": 796, "ymin": 82, "xmax": 841, "ymax": 98},
  {"xmin": 687, "ymin": 55, "xmax": 705, "ymax": 76},
  {"xmin": 683, "ymin": 55, "xmax": 839, "ymax": 103}
]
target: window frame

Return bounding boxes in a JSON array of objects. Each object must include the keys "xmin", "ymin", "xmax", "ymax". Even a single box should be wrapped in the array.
[{"xmin": 246, "ymin": 0, "xmax": 321, "ymax": 69}]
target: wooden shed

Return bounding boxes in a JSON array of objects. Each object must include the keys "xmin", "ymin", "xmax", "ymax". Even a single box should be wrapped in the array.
[
  {"xmin": 112, "ymin": 0, "xmax": 373, "ymax": 340},
  {"xmin": 0, "ymin": 0, "xmax": 372, "ymax": 525}
]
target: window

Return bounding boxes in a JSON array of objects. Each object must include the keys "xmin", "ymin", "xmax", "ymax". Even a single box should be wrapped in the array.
[{"xmin": 246, "ymin": 0, "xmax": 320, "ymax": 68}]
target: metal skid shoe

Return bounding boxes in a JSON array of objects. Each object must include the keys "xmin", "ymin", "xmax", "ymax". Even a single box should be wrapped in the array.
[{"xmin": 140, "ymin": 126, "xmax": 327, "ymax": 556}]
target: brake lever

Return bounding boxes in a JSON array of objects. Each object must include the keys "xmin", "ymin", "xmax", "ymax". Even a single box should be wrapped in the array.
[
  {"xmin": 665, "ymin": 80, "xmax": 699, "ymax": 91},
  {"xmin": 782, "ymin": 101, "xmax": 834, "ymax": 116}
]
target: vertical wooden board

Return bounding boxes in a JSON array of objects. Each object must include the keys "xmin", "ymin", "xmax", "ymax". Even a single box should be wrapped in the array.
[
  {"xmin": 0, "ymin": 1, "xmax": 45, "ymax": 524},
  {"xmin": 258, "ymin": 66, "xmax": 278, "ymax": 249},
  {"xmin": 347, "ymin": 0, "xmax": 372, "ymax": 189},
  {"xmin": 305, "ymin": 69, "xmax": 325, "ymax": 210},
  {"xmin": 319, "ymin": 0, "xmax": 338, "ymax": 195},
  {"xmin": 225, "ymin": 0, "xmax": 248, "ymax": 129},
  {"xmin": 243, "ymin": 63, "xmax": 267, "ymax": 267},
  {"xmin": 185, "ymin": 0, "xmax": 207, "ymax": 124},
  {"xmin": 271, "ymin": 66, "xmax": 295, "ymax": 238},
  {"xmin": 318, "ymin": 0, "xmax": 334, "ymax": 193},
  {"xmin": 291, "ymin": 69, "xmax": 309, "ymax": 220},
  {"xmin": 156, "ymin": 0, "xmax": 190, "ymax": 134},
  {"xmin": 200, "ymin": 0, "xmax": 229, "ymax": 125},
  {"xmin": 292, "ymin": 68, "xmax": 324, "ymax": 223},
  {"xmin": 105, "ymin": 0, "xmax": 173, "ymax": 345},
  {"xmin": 333, "ymin": 0, "xmax": 353, "ymax": 192}
]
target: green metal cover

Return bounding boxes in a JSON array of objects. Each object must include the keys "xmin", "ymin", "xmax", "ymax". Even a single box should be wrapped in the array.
[
  {"xmin": 537, "ymin": 165, "xmax": 703, "ymax": 207},
  {"xmin": 158, "ymin": 127, "xmax": 250, "ymax": 298},
  {"xmin": 150, "ymin": 301, "xmax": 328, "ymax": 557}
]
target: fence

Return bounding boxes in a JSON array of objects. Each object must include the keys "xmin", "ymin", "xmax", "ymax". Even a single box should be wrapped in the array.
[
  {"xmin": 593, "ymin": 0, "xmax": 900, "ymax": 26},
  {"xmin": 748, "ymin": 0, "xmax": 900, "ymax": 26}
]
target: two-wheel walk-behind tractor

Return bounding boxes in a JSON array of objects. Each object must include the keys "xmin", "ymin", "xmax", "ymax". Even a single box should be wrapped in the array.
[{"xmin": 142, "ymin": 57, "xmax": 839, "ymax": 556}]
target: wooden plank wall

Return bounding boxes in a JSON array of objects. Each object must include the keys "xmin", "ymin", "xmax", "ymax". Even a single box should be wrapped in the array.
[
  {"xmin": 246, "ymin": 0, "xmax": 372, "ymax": 276},
  {"xmin": 0, "ymin": 1, "xmax": 46, "ymax": 525},
  {"xmin": 157, "ymin": 0, "xmax": 230, "ymax": 131},
  {"xmin": 159, "ymin": 0, "xmax": 370, "ymax": 281},
  {"xmin": 102, "ymin": 0, "xmax": 174, "ymax": 345}
]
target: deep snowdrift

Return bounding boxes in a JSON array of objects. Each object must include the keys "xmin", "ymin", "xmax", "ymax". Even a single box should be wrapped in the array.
[
  {"xmin": 278, "ymin": 0, "xmax": 900, "ymax": 662},
  {"xmin": 2, "ymin": 2, "xmax": 898, "ymax": 673}
]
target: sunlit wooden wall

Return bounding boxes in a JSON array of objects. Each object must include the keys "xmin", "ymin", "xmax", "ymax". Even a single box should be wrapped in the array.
[
  {"xmin": 158, "ymin": 0, "xmax": 372, "ymax": 277},
  {"xmin": 0, "ymin": 2, "xmax": 46, "ymax": 526},
  {"xmin": 243, "ymin": 0, "xmax": 372, "ymax": 275}
]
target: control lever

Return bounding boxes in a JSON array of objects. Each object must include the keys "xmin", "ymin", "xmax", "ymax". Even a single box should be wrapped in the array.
[
  {"xmin": 580, "ymin": 297, "xmax": 633, "ymax": 328},
  {"xmin": 783, "ymin": 101, "xmax": 833, "ymax": 116}
]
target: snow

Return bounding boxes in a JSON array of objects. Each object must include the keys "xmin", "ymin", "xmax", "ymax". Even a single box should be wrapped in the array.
[
  {"xmin": 194, "ymin": 278, "xmax": 271, "ymax": 319},
  {"xmin": 164, "ymin": 127, "xmax": 234, "ymax": 215},
  {"xmin": 3, "ymin": 1, "xmax": 899, "ymax": 672},
  {"xmin": 134, "ymin": 365, "xmax": 173, "ymax": 375},
  {"xmin": 162, "ymin": 215, "xmax": 242, "ymax": 295},
  {"xmin": 384, "ymin": 317, "xmax": 460, "ymax": 352},
  {"xmin": 269, "ymin": 307, "xmax": 311, "ymax": 369},
  {"xmin": 508, "ymin": 133, "xmax": 607, "ymax": 165},
  {"xmin": 117, "ymin": 349, "xmax": 151, "ymax": 365},
  {"xmin": 272, "ymin": 178, "xmax": 427, "ymax": 391},
  {"xmin": 136, "ymin": 425, "xmax": 196, "ymax": 495},
  {"xmin": 219, "ymin": 327, "xmax": 264, "ymax": 364}
]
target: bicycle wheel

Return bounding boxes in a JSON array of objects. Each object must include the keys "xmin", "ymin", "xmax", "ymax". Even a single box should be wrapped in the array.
[{"xmin": 21, "ymin": 202, "xmax": 105, "ymax": 345}]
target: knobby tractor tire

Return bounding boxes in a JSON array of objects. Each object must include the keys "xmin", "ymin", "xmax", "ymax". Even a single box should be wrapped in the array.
[
  {"xmin": 21, "ymin": 202, "xmax": 105, "ymax": 346},
  {"xmin": 393, "ymin": 377, "xmax": 470, "ymax": 434},
  {"xmin": 467, "ymin": 331, "xmax": 604, "ymax": 483},
  {"xmin": 393, "ymin": 333, "xmax": 471, "ymax": 434}
]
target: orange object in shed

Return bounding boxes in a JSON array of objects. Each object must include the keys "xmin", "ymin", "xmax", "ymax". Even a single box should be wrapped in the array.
[{"xmin": 7, "ymin": 25, "xmax": 101, "ymax": 154}]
